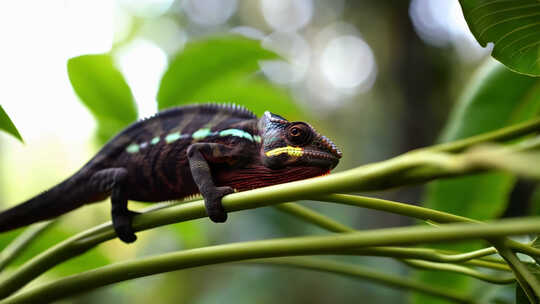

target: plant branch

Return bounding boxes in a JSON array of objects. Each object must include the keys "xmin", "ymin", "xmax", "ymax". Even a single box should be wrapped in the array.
[
  {"xmin": 401, "ymin": 259, "xmax": 515, "ymax": 285},
  {"xmin": 1, "ymin": 217, "xmax": 539, "ymax": 304},
  {"xmin": 0, "ymin": 222, "xmax": 54, "ymax": 272},
  {"xmin": 274, "ymin": 202, "xmax": 508, "ymax": 271},
  {"xmin": 273, "ymin": 203, "xmax": 355, "ymax": 232},
  {"xmin": 424, "ymin": 117, "xmax": 540, "ymax": 153},
  {"xmin": 245, "ymin": 257, "xmax": 476, "ymax": 303}
]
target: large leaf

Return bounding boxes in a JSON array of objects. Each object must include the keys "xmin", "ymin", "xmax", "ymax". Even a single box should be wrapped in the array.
[
  {"xmin": 0, "ymin": 105, "xmax": 22, "ymax": 142},
  {"xmin": 188, "ymin": 74, "xmax": 301, "ymax": 118},
  {"xmin": 459, "ymin": 0, "xmax": 540, "ymax": 76},
  {"xmin": 157, "ymin": 36, "xmax": 301, "ymax": 118},
  {"xmin": 413, "ymin": 60, "xmax": 540, "ymax": 304},
  {"xmin": 67, "ymin": 54, "xmax": 137, "ymax": 144}
]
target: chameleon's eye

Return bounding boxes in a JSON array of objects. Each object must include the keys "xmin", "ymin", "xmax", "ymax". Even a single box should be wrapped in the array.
[{"xmin": 287, "ymin": 123, "xmax": 312, "ymax": 145}]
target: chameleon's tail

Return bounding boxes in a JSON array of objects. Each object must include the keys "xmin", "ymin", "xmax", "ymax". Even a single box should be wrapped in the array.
[{"xmin": 0, "ymin": 176, "xmax": 101, "ymax": 232}]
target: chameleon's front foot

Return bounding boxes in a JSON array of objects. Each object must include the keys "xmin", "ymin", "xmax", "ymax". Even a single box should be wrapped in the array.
[
  {"xmin": 205, "ymin": 186, "xmax": 234, "ymax": 223},
  {"xmin": 112, "ymin": 210, "xmax": 140, "ymax": 243}
]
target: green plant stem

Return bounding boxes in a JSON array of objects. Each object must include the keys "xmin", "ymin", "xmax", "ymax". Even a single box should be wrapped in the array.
[
  {"xmin": 0, "ymin": 194, "xmax": 512, "ymax": 299},
  {"xmin": 511, "ymin": 239, "xmax": 540, "ymax": 257},
  {"xmin": 1, "ymin": 217, "xmax": 539, "ymax": 304},
  {"xmin": 495, "ymin": 241, "xmax": 540, "ymax": 303},
  {"xmin": 424, "ymin": 117, "xmax": 540, "ymax": 153},
  {"xmin": 348, "ymin": 247, "xmax": 509, "ymax": 270},
  {"xmin": 321, "ymin": 194, "xmax": 540, "ymax": 298},
  {"xmin": 320, "ymin": 194, "xmax": 535, "ymax": 260},
  {"xmin": 274, "ymin": 202, "xmax": 508, "ymax": 271},
  {"xmin": 245, "ymin": 257, "xmax": 476, "ymax": 304},
  {"xmin": 318, "ymin": 194, "xmax": 477, "ymax": 224},
  {"xmin": 273, "ymin": 203, "xmax": 355, "ymax": 232},
  {"xmin": 0, "ymin": 222, "xmax": 54, "ymax": 272},
  {"xmin": 401, "ymin": 259, "xmax": 515, "ymax": 284}
]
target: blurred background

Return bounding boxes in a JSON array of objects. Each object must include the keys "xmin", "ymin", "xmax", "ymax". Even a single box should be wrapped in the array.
[{"xmin": 0, "ymin": 0, "xmax": 494, "ymax": 303}]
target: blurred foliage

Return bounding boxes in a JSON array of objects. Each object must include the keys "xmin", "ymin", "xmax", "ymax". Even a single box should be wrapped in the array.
[
  {"xmin": 67, "ymin": 54, "xmax": 138, "ymax": 144},
  {"xmin": 416, "ymin": 61, "xmax": 540, "ymax": 304},
  {"xmin": 157, "ymin": 36, "xmax": 302, "ymax": 119},
  {"xmin": 460, "ymin": 0, "xmax": 540, "ymax": 76},
  {"xmin": 0, "ymin": 105, "xmax": 22, "ymax": 142},
  {"xmin": 426, "ymin": 61, "xmax": 540, "ymax": 221}
]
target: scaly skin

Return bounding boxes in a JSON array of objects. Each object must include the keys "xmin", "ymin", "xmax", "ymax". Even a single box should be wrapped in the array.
[{"xmin": 0, "ymin": 104, "xmax": 342, "ymax": 243}]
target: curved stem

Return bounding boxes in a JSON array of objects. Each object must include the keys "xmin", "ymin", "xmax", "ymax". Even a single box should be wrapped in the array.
[
  {"xmin": 273, "ymin": 203, "xmax": 355, "ymax": 233},
  {"xmin": 424, "ymin": 117, "xmax": 540, "ymax": 153},
  {"xmin": 1, "ymin": 217, "xmax": 539, "ymax": 304},
  {"xmin": 0, "ymin": 222, "xmax": 54, "ymax": 272},
  {"xmin": 318, "ymin": 194, "xmax": 478, "ymax": 224},
  {"xmin": 494, "ymin": 241, "xmax": 540, "ymax": 303},
  {"xmin": 401, "ymin": 259, "xmax": 515, "ymax": 285},
  {"xmin": 246, "ymin": 257, "xmax": 476, "ymax": 304},
  {"xmin": 274, "ymin": 202, "xmax": 508, "ymax": 270}
]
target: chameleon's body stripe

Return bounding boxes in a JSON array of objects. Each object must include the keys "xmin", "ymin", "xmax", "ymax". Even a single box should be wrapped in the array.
[
  {"xmin": 192, "ymin": 128, "xmax": 212, "ymax": 140},
  {"xmin": 165, "ymin": 132, "xmax": 182, "ymax": 143},
  {"xmin": 126, "ymin": 144, "xmax": 140, "ymax": 153},
  {"xmin": 219, "ymin": 129, "xmax": 254, "ymax": 141},
  {"xmin": 126, "ymin": 128, "xmax": 259, "ymax": 155},
  {"xmin": 265, "ymin": 146, "xmax": 303, "ymax": 157}
]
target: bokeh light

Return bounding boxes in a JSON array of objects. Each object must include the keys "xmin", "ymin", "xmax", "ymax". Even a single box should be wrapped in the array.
[
  {"xmin": 118, "ymin": 0, "xmax": 174, "ymax": 18},
  {"xmin": 184, "ymin": 0, "xmax": 238, "ymax": 26},
  {"xmin": 115, "ymin": 39, "xmax": 168, "ymax": 118},
  {"xmin": 260, "ymin": 32, "xmax": 311, "ymax": 84},
  {"xmin": 261, "ymin": 0, "xmax": 313, "ymax": 32},
  {"xmin": 139, "ymin": 17, "xmax": 187, "ymax": 55},
  {"xmin": 409, "ymin": 0, "xmax": 490, "ymax": 61},
  {"xmin": 321, "ymin": 35, "xmax": 376, "ymax": 90}
]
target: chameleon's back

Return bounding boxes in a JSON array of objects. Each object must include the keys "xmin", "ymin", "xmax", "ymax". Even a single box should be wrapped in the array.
[{"xmin": 84, "ymin": 104, "xmax": 261, "ymax": 202}]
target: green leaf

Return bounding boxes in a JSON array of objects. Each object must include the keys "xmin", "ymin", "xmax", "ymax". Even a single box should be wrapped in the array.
[
  {"xmin": 414, "ymin": 60, "xmax": 540, "ymax": 304},
  {"xmin": 188, "ymin": 74, "xmax": 302, "ymax": 118},
  {"xmin": 429, "ymin": 60, "xmax": 540, "ymax": 221},
  {"xmin": 0, "ymin": 105, "xmax": 23, "ymax": 142},
  {"xmin": 157, "ymin": 35, "xmax": 301, "ymax": 117},
  {"xmin": 459, "ymin": 0, "xmax": 540, "ymax": 76},
  {"xmin": 67, "ymin": 54, "xmax": 137, "ymax": 144}
]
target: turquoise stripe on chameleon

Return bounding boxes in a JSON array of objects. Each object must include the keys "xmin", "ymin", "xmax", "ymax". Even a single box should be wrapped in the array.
[
  {"xmin": 126, "ymin": 143, "xmax": 139, "ymax": 153},
  {"xmin": 165, "ymin": 132, "xmax": 181, "ymax": 143},
  {"xmin": 151, "ymin": 137, "xmax": 160, "ymax": 145},
  {"xmin": 253, "ymin": 135, "xmax": 261, "ymax": 143},
  {"xmin": 219, "ymin": 129, "xmax": 253, "ymax": 141},
  {"xmin": 192, "ymin": 128, "xmax": 212, "ymax": 140}
]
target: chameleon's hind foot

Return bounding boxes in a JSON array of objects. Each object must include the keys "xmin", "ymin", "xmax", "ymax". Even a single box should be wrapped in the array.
[{"xmin": 113, "ymin": 210, "xmax": 140, "ymax": 243}]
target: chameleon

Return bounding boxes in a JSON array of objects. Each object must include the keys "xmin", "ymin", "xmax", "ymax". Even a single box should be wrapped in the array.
[{"xmin": 0, "ymin": 104, "xmax": 341, "ymax": 243}]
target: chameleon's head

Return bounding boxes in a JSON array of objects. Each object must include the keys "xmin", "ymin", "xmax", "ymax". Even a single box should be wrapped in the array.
[{"xmin": 258, "ymin": 111, "xmax": 342, "ymax": 171}]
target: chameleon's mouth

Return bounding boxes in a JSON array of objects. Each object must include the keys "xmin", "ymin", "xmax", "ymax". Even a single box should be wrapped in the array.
[{"xmin": 303, "ymin": 149, "xmax": 340, "ymax": 169}]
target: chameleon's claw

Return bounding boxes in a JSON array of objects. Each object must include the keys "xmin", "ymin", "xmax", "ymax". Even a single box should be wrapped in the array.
[
  {"xmin": 206, "ymin": 186, "xmax": 233, "ymax": 223},
  {"xmin": 113, "ymin": 211, "xmax": 140, "ymax": 243}
]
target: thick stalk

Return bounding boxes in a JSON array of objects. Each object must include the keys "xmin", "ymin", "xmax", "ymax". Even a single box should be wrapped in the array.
[{"xmin": 248, "ymin": 257, "xmax": 476, "ymax": 303}]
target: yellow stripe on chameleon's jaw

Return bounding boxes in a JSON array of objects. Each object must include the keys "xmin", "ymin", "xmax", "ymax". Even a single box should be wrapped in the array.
[{"xmin": 265, "ymin": 146, "xmax": 304, "ymax": 157}]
